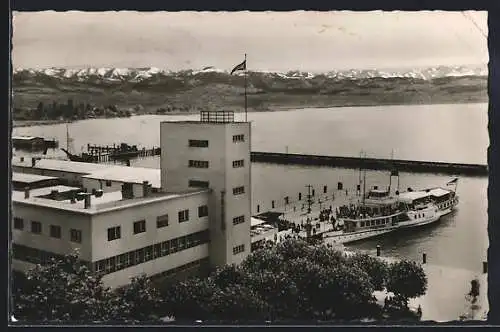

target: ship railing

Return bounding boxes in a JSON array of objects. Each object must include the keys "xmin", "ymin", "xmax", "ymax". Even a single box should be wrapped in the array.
[{"xmin": 339, "ymin": 211, "xmax": 403, "ymax": 223}]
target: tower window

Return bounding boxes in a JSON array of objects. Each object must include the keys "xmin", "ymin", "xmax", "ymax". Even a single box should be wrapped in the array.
[
  {"xmin": 189, "ymin": 160, "xmax": 209, "ymax": 168},
  {"xmin": 232, "ymin": 159, "xmax": 245, "ymax": 168},
  {"xmin": 188, "ymin": 139, "xmax": 209, "ymax": 148},
  {"xmin": 233, "ymin": 244, "xmax": 245, "ymax": 255},
  {"xmin": 189, "ymin": 180, "xmax": 210, "ymax": 188},
  {"xmin": 233, "ymin": 134, "xmax": 245, "ymax": 143},
  {"xmin": 233, "ymin": 186, "xmax": 245, "ymax": 195},
  {"xmin": 233, "ymin": 215, "xmax": 245, "ymax": 225}
]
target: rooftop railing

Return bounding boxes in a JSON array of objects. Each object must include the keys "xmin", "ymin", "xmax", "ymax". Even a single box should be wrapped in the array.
[{"xmin": 200, "ymin": 111, "xmax": 235, "ymax": 123}]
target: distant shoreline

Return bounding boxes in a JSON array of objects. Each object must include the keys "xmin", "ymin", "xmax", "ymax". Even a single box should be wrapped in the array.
[{"xmin": 12, "ymin": 99, "xmax": 488, "ymax": 128}]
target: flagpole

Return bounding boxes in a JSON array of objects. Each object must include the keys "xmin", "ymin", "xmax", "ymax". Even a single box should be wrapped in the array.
[{"xmin": 244, "ymin": 53, "xmax": 248, "ymax": 122}]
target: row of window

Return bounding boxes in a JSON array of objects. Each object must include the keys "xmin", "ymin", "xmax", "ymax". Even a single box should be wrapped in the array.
[
  {"xmin": 232, "ymin": 215, "xmax": 245, "ymax": 225},
  {"xmin": 12, "ymin": 244, "xmax": 90, "ymax": 267},
  {"xmin": 189, "ymin": 160, "xmax": 209, "ymax": 168},
  {"xmin": 188, "ymin": 135, "xmax": 245, "ymax": 148},
  {"xmin": 106, "ymin": 206, "xmax": 208, "ymax": 241},
  {"xmin": 188, "ymin": 159, "xmax": 245, "ymax": 169},
  {"xmin": 95, "ymin": 230, "xmax": 210, "ymax": 275},
  {"xmin": 233, "ymin": 244, "xmax": 245, "ymax": 255},
  {"xmin": 233, "ymin": 186, "xmax": 245, "ymax": 195},
  {"xmin": 360, "ymin": 218, "xmax": 392, "ymax": 228},
  {"xmin": 13, "ymin": 218, "xmax": 82, "ymax": 243},
  {"xmin": 233, "ymin": 135, "xmax": 245, "ymax": 143},
  {"xmin": 232, "ymin": 160, "xmax": 245, "ymax": 168}
]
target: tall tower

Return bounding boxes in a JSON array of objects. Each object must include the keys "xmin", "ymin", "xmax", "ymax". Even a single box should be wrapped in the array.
[{"xmin": 160, "ymin": 111, "xmax": 251, "ymax": 267}]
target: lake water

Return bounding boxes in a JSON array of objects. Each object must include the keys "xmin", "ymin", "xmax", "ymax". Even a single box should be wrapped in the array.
[{"xmin": 12, "ymin": 103, "xmax": 489, "ymax": 319}]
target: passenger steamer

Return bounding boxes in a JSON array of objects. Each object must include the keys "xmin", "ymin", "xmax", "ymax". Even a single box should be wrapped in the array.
[{"xmin": 324, "ymin": 178, "xmax": 459, "ymax": 245}]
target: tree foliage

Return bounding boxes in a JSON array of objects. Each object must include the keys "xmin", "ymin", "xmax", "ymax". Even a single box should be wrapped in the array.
[
  {"xmin": 13, "ymin": 239, "xmax": 428, "ymax": 323},
  {"xmin": 386, "ymin": 260, "xmax": 428, "ymax": 306}
]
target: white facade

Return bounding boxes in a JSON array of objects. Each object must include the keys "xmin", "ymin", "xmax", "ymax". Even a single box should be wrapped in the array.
[
  {"xmin": 11, "ymin": 112, "xmax": 253, "ymax": 287},
  {"xmin": 161, "ymin": 120, "xmax": 252, "ymax": 266},
  {"xmin": 12, "ymin": 189, "xmax": 210, "ymax": 288}
]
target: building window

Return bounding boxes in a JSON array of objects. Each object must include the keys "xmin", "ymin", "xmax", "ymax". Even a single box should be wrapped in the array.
[
  {"xmin": 233, "ymin": 244, "xmax": 245, "ymax": 255},
  {"xmin": 153, "ymin": 244, "xmax": 161, "ymax": 258},
  {"xmin": 178, "ymin": 237, "xmax": 186, "ymax": 250},
  {"xmin": 133, "ymin": 220, "xmax": 146, "ymax": 234},
  {"xmin": 188, "ymin": 139, "xmax": 209, "ymax": 148},
  {"xmin": 70, "ymin": 229, "xmax": 82, "ymax": 243},
  {"xmin": 161, "ymin": 242, "xmax": 170, "ymax": 256},
  {"xmin": 198, "ymin": 205, "xmax": 209, "ymax": 218},
  {"xmin": 13, "ymin": 217, "xmax": 24, "ymax": 230},
  {"xmin": 135, "ymin": 248, "xmax": 145, "ymax": 264},
  {"xmin": 105, "ymin": 180, "xmax": 112, "ymax": 187},
  {"xmin": 233, "ymin": 215, "xmax": 245, "ymax": 225},
  {"xmin": 31, "ymin": 221, "xmax": 42, "ymax": 234},
  {"xmin": 232, "ymin": 159, "xmax": 245, "ymax": 168},
  {"xmin": 233, "ymin": 186, "xmax": 245, "ymax": 195},
  {"xmin": 144, "ymin": 246, "xmax": 153, "ymax": 261},
  {"xmin": 107, "ymin": 226, "xmax": 121, "ymax": 241},
  {"xmin": 50, "ymin": 225, "xmax": 61, "ymax": 239},
  {"xmin": 233, "ymin": 134, "xmax": 245, "ymax": 143},
  {"xmin": 189, "ymin": 160, "xmax": 209, "ymax": 168},
  {"xmin": 188, "ymin": 180, "xmax": 210, "ymax": 188},
  {"xmin": 178, "ymin": 209, "xmax": 189, "ymax": 223},
  {"xmin": 157, "ymin": 214, "xmax": 169, "ymax": 228},
  {"xmin": 170, "ymin": 238, "xmax": 179, "ymax": 253}
]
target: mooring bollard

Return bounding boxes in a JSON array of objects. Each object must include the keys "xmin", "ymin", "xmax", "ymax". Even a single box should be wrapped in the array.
[
  {"xmin": 483, "ymin": 261, "xmax": 488, "ymax": 274},
  {"xmin": 376, "ymin": 245, "xmax": 381, "ymax": 257},
  {"xmin": 423, "ymin": 253, "xmax": 427, "ymax": 264}
]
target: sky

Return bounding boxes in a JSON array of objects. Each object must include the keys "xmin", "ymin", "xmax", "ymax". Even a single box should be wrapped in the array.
[{"xmin": 11, "ymin": 11, "xmax": 488, "ymax": 72}]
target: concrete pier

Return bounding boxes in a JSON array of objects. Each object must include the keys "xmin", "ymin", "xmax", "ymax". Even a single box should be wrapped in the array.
[{"xmin": 251, "ymin": 151, "xmax": 488, "ymax": 176}]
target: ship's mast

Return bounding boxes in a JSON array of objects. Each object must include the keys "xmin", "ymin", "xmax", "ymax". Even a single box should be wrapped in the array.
[
  {"xmin": 389, "ymin": 149, "xmax": 394, "ymax": 192},
  {"xmin": 362, "ymin": 151, "xmax": 367, "ymax": 206},
  {"xmin": 66, "ymin": 124, "xmax": 70, "ymax": 152}
]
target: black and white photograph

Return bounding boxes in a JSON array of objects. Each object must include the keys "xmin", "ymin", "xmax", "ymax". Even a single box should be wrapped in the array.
[{"xmin": 10, "ymin": 10, "xmax": 489, "ymax": 324}]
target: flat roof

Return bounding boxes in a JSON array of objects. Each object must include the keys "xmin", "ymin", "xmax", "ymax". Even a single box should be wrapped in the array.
[
  {"xmin": 428, "ymin": 188, "xmax": 452, "ymax": 197},
  {"xmin": 12, "ymin": 185, "xmax": 82, "ymax": 199},
  {"xmin": 12, "ymin": 172, "xmax": 58, "ymax": 184},
  {"xmin": 12, "ymin": 187, "xmax": 210, "ymax": 215},
  {"xmin": 12, "ymin": 136, "xmax": 38, "ymax": 141},
  {"xmin": 251, "ymin": 217, "xmax": 267, "ymax": 227},
  {"xmin": 398, "ymin": 191, "xmax": 430, "ymax": 202},
  {"xmin": 82, "ymin": 166, "xmax": 161, "ymax": 188},
  {"xmin": 12, "ymin": 158, "xmax": 110, "ymax": 174}
]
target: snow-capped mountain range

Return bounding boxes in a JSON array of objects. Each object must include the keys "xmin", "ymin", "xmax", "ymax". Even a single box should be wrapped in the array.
[{"xmin": 13, "ymin": 65, "xmax": 487, "ymax": 83}]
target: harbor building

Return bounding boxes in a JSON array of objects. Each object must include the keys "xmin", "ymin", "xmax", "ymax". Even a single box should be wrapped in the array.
[{"xmin": 11, "ymin": 111, "xmax": 253, "ymax": 288}]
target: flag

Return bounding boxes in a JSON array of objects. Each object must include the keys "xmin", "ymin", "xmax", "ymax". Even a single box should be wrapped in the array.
[
  {"xmin": 230, "ymin": 60, "xmax": 246, "ymax": 75},
  {"xmin": 447, "ymin": 178, "xmax": 459, "ymax": 185}
]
